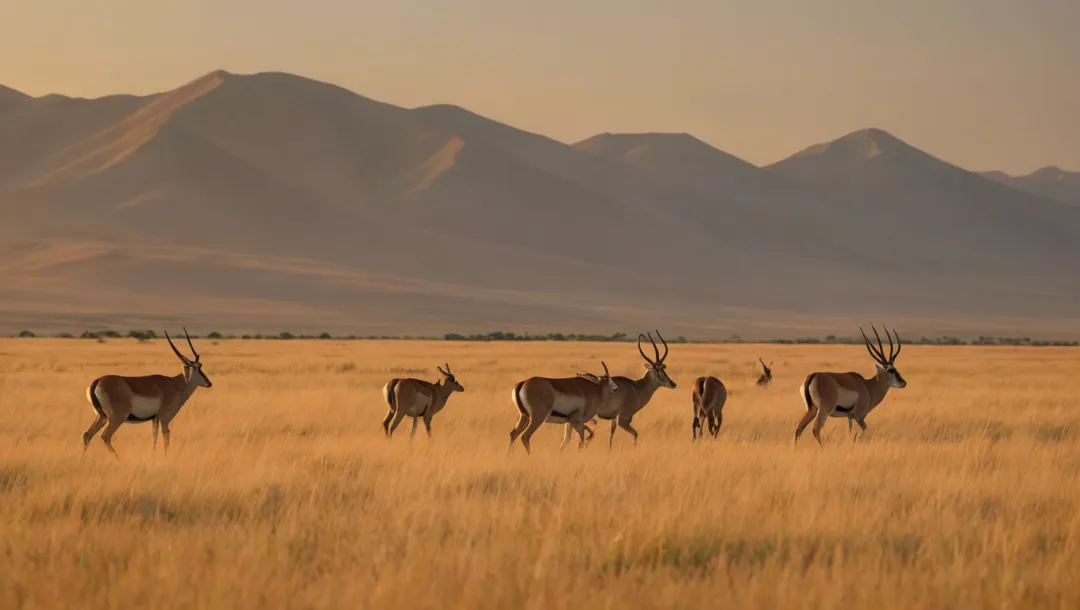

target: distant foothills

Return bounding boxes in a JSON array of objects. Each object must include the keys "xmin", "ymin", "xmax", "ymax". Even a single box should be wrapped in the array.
[{"xmin": 1, "ymin": 70, "xmax": 1079, "ymax": 339}]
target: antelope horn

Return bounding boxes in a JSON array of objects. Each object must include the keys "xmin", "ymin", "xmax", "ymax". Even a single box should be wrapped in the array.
[
  {"xmin": 886, "ymin": 327, "xmax": 902, "ymax": 361},
  {"xmin": 183, "ymin": 326, "xmax": 200, "ymax": 362},
  {"xmin": 654, "ymin": 329, "xmax": 669, "ymax": 362},
  {"xmin": 165, "ymin": 330, "xmax": 192, "ymax": 365},
  {"xmin": 859, "ymin": 325, "xmax": 887, "ymax": 365},
  {"xmin": 638, "ymin": 334, "xmax": 656, "ymax": 365}
]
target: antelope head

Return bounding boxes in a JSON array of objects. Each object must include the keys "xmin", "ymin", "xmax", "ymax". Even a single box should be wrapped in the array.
[
  {"xmin": 437, "ymin": 363, "xmax": 465, "ymax": 392},
  {"xmin": 577, "ymin": 361, "xmax": 619, "ymax": 396},
  {"xmin": 165, "ymin": 327, "xmax": 212, "ymax": 388},
  {"xmin": 638, "ymin": 330, "xmax": 676, "ymax": 389},
  {"xmin": 860, "ymin": 324, "xmax": 906, "ymax": 389},
  {"xmin": 756, "ymin": 358, "xmax": 773, "ymax": 386}
]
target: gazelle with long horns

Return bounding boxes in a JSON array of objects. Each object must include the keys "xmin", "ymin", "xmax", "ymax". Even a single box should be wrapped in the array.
[
  {"xmin": 83, "ymin": 327, "xmax": 212, "ymax": 456},
  {"xmin": 382, "ymin": 364, "xmax": 465, "ymax": 440},
  {"xmin": 756, "ymin": 359, "xmax": 773, "ymax": 387},
  {"xmin": 691, "ymin": 376, "xmax": 727, "ymax": 440},
  {"xmin": 592, "ymin": 331, "xmax": 677, "ymax": 448},
  {"xmin": 509, "ymin": 362, "xmax": 618, "ymax": 454},
  {"xmin": 794, "ymin": 324, "xmax": 907, "ymax": 447}
]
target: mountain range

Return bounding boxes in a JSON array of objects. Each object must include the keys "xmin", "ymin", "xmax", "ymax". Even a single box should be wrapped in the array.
[{"xmin": 1, "ymin": 70, "xmax": 1078, "ymax": 339}]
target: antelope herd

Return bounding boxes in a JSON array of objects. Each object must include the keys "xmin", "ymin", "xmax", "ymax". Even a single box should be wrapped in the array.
[{"xmin": 80, "ymin": 325, "xmax": 909, "ymax": 456}]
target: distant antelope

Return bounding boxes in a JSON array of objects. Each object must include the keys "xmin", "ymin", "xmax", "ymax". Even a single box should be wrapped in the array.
[
  {"xmin": 592, "ymin": 331, "xmax": 677, "ymax": 448},
  {"xmin": 83, "ymin": 327, "xmax": 212, "ymax": 457},
  {"xmin": 691, "ymin": 376, "xmax": 727, "ymax": 440},
  {"xmin": 509, "ymin": 361, "xmax": 618, "ymax": 454},
  {"xmin": 794, "ymin": 324, "xmax": 907, "ymax": 447},
  {"xmin": 382, "ymin": 363, "xmax": 465, "ymax": 440},
  {"xmin": 756, "ymin": 359, "xmax": 773, "ymax": 387}
]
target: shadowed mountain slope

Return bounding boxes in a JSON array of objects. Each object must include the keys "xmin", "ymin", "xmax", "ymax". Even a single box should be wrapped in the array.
[{"xmin": 2, "ymin": 74, "xmax": 1078, "ymax": 338}]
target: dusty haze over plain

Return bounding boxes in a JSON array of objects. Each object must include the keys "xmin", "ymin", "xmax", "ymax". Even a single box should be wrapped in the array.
[{"xmin": 3, "ymin": 0, "xmax": 1078, "ymax": 174}]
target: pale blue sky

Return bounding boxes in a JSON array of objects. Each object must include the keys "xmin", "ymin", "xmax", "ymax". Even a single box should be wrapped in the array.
[{"xmin": 2, "ymin": 0, "xmax": 1077, "ymax": 173}]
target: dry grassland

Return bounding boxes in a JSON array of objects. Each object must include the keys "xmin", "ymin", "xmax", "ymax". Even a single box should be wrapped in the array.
[{"xmin": 1, "ymin": 338, "xmax": 1078, "ymax": 609}]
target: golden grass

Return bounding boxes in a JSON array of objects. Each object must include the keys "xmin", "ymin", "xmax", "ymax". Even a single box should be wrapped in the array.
[{"xmin": 1, "ymin": 338, "xmax": 1078, "ymax": 609}]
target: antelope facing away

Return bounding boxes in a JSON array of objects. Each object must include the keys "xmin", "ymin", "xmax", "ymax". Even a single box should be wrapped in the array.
[
  {"xmin": 382, "ymin": 364, "xmax": 465, "ymax": 440},
  {"xmin": 794, "ymin": 324, "xmax": 907, "ymax": 447},
  {"xmin": 509, "ymin": 361, "xmax": 618, "ymax": 454},
  {"xmin": 83, "ymin": 327, "xmax": 212, "ymax": 457},
  {"xmin": 756, "ymin": 359, "xmax": 773, "ymax": 387},
  {"xmin": 691, "ymin": 376, "xmax": 727, "ymax": 440},
  {"xmin": 592, "ymin": 331, "xmax": 677, "ymax": 448}
]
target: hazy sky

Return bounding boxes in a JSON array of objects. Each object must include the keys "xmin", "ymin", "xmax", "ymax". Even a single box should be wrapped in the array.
[{"xmin": 2, "ymin": 0, "xmax": 1077, "ymax": 173}]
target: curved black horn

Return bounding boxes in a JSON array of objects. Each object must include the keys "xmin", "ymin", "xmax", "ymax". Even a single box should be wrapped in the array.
[
  {"xmin": 602, "ymin": 360, "xmax": 610, "ymax": 377},
  {"xmin": 654, "ymin": 329, "xmax": 669, "ymax": 362},
  {"xmin": 887, "ymin": 327, "xmax": 902, "ymax": 361},
  {"xmin": 164, "ymin": 330, "xmax": 192, "ymax": 365},
  {"xmin": 182, "ymin": 326, "xmax": 200, "ymax": 362},
  {"xmin": 638, "ymin": 334, "xmax": 656, "ymax": 365},
  {"xmin": 646, "ymin": 332, "xmax": 661, "ymax": 363},
  {"xmin": 859, "ymin": 325, "xmax": 887, "ymax": 364}
]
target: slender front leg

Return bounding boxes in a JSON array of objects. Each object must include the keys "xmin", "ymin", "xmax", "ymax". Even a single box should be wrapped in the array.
[
  {"xmin": 152, "ymin": 419, "xmax": 160, "ymax": 450},
  {"xmin": 423, "ymin": 414, "xmax": 433, "ymax": 439},
  {"xmin": 617, "ymin": 415, "xmax": 639, "ymax": 447},
  {"xmin": 161, "ymin": 422, "xmax": 171, "ymax": 455},
  {"xmin": 560, "ymin": 422, "xmax": 573, "ymax": 451}
]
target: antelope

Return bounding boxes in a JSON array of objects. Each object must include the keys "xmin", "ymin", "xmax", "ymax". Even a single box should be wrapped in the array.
[
  {"xmin": 83, "ymin": 327, "xmax": 212, "ymax": 457},
  {"xmin": 794, "ymin": 324, "xmax": 907, "ymax": 447},
  {"xmin": 593, "ymin": 331, "xmax": 677, "ymax": 448},
  {"xmin": 756, "ymin": 358, "xmax": 773, "ymax": 387},
  {"xmin": 382, "ymin": 363, "xmax": 465, "ymax": 439},
  {"xmin": 509, "ymin": 361, "xmax": 618, "ymax": 454},
  {"xmin": 691, "ymin": 376, "xmax": 727, "ymax": 440}
]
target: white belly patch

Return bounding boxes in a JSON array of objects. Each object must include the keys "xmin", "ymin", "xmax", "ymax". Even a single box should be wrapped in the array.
[
  {"xmin": 129, "ymin": 396, "xmax": 162, "ymax": 420},
  {"xmin": 830, "ymin": 386, "xmax": 859, "ymax": 417},
  {"xmin": 544, "ymin": 395, "xmax": 586, "ymax": 422}
]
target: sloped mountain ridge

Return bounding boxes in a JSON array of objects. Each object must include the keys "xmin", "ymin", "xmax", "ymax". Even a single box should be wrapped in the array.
[{"xmin": 1, "ymin": 70, "xmax": 1078, "ymax": 338}]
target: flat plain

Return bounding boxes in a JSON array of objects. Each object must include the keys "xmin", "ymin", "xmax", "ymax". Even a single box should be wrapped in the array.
[{"xmin": 1, "ymin": 338, "xmax": 1078, "ymax": 609}]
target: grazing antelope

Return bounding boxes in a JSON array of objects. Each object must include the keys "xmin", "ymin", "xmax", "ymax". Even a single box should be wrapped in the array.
[
  {"xmin": 83, "ymin": 327, "xmax": 212, "ymax": 457},
  {"xmin": 756, "ymin": 358, "xmax": 773, "ymax": 387},
  {"xmin": 794, "ymin": 324, "xmax": 907, "ymax": 447},
  {"xmin": 691, "ymin": 376, "xmax": 727, "ymax": 440},
  {"xmin": 593, "ymin": 331, "xmax": 677, "ymax": 448},
  {"xmin": 382, "ymin": 364, "xmax": 465, "ymax": 440},
  {"xmin": 509, "ymin": 362, "xmax": 618, "ymax": 454}
]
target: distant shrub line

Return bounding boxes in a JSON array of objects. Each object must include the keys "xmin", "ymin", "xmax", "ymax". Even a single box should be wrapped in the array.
[{"xmin": 10, "ymin": 329, "xmax": 1079, "ymax": 346}]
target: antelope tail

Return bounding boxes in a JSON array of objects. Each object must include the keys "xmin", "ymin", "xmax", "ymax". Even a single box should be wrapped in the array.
[
  {"xmin": 384, "ymin": 379, "xmax": 400, "ymax": 412},
  {"xmin": 800, "ymin": 373, "xmax": 817, "ymax": 414},
  {"xmin": 512, "ymin": 381, "xmax": 527, "ymax": 416},
  {"xmin": 87, "ymin": 379, "xmax": 104, "ymax": 416}
]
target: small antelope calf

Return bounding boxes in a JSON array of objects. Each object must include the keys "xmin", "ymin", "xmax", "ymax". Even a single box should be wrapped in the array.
[
  {"xmin": 382, "ymin": 364, "xmax": 465, "ymax": 440},
  {"xmin": 691, "ymin": 376, "xmax": 727, "ymax": 440}
]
